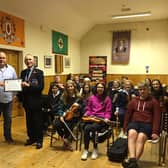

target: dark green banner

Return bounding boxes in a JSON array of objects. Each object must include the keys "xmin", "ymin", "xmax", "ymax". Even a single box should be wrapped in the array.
[{"xmin": 52, "ymin": 31, "xmax": 68, "ymax": 55}]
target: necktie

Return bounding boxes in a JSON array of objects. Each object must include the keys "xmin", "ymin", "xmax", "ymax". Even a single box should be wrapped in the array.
[{"xmin": 25, "ymin": 68, "xmax": 31, "ymax": 81}]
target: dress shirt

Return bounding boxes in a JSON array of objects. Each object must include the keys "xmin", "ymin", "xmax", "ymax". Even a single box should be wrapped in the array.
[{"xmin": 0, "ymin": 64, "xmax": 17, "ymax": 103}]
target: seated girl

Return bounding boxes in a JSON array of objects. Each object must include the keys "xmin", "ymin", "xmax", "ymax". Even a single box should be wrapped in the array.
[
  {"xmin": 53, "ymin": 80, "xmax": 83, "ymax": 151},
  {"xmin": 81, "ymin": 82, "xmax": 112, "ymax": 160}
]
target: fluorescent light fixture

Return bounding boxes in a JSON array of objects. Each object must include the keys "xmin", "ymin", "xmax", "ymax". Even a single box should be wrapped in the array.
[{"xmin": 112, "ymin": 12, "xmax": 151, "ymax": 19}]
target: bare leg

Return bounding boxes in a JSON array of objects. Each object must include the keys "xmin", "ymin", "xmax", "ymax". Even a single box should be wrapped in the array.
[
  {"xmin": 128, "ymin": 129, "xmax": 138, "ymax": 158},
  {"xmin": 135, "ymin": 132, "xmax": 148, "ymax": 159}
]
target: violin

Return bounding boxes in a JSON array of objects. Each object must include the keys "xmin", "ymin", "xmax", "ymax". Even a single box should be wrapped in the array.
[
  {"xmin": 82, "ymin": 116, "xmax": 114, "ymax": 125},
  {"xmin": 82, "ymin": 116, "xmax": 101, "ymax": 123},
  {"xmin": 64, "ymin": 102, "xmax": 80, "ymax": 121},
  {"xmin": 82, "ymin": 116, "xmax": 119, "ymax": 126}
]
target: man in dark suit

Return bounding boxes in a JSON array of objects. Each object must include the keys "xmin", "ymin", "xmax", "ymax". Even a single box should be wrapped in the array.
[{"xmin": 18, "ymin": 54, "xmax": 44, "ymax": 149}]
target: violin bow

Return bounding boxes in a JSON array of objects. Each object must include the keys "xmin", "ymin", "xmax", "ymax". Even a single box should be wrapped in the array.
[{"xmin": 61, "ymin": 118, "xmax": 77, "ymax": 141}]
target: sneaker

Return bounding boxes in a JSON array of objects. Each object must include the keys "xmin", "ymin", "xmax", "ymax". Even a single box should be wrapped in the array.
[
  {"xmin": 91, "ymin": 149, "xmax": 98, "ymax": 160},
  {"xmin": 81, "ymin": 150, "xmax": 88, "ymax": 160}
]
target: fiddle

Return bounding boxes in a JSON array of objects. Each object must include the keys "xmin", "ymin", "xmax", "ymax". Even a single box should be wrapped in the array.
[
  {"xmin": 82, "ymin": 116, "xmax": 113, "ymax": 125},
  {"xmin": 64, "ymin": 102, "xmax": 80, "ymax": 121},
  {"xmin": 82, "ymin": 116, "xmax": 101, "ymax": 123}
]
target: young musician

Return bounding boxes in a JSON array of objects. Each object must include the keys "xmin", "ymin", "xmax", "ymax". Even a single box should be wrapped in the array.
[
  {"xmin": 53, "ymin": 80, "xmax": 83, "ymax": 151},
  {"xmin": 81, "ymin": 82, "xmax": 112, "ymax": 160}
]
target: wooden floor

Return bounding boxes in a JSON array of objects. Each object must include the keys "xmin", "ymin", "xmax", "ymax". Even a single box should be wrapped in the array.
[{"xmin": 0, "ymin": 116, "xmax": 167, "ymax": 168}]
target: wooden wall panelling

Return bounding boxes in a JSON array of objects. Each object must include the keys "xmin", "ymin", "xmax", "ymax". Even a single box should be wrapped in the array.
[
  {"xmin": 106, "ymin": 74, "xmax": 168, "ymax": 86},
  {"xmin": 43, "ymin": 74, "xmax": 168, "ymax": 95},
  {"xmin": 43, "ymin": 74, "xmax": 68, "ymax": 94}
]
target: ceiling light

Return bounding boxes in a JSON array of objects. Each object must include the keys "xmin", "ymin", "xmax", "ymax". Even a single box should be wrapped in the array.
[{"xmin": 112, "ymin": 12, "xmax": 151, "ymax": 19}]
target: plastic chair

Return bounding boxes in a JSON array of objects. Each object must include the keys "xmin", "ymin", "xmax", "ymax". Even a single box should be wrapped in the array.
[{"xmin": 147, "ymin": 111, "xmax": 168, "ymax": 166}]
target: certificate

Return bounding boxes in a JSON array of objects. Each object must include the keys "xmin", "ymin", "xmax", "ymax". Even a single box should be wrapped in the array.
[{"xmin": 4, "ymin": 79, "xmax": 22, "ymax": 92}]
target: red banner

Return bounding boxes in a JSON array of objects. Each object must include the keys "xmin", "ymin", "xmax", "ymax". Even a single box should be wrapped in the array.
[{"xmin": 0, "ymin": 11, "xmax": 25, "ymax": 47}]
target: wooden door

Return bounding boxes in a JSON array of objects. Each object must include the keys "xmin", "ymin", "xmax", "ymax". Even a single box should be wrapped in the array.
[{"xmin": 0, "ymin": 49, "xmax": 24, "ymax": 119}]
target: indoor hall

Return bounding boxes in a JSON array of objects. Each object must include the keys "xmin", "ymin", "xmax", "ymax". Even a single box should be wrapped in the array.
[{"xmin": 0, "ymin": 0, "xmax": 168, "ymax": 168}]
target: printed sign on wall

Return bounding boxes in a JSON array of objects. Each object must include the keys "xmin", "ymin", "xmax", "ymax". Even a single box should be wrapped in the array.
[
  {"xmin": 89, "ymin": 56, "xmax": 107, "ymax": 82},
  {"xmin": 0, "ymin": 11, "xmax": 25, "ymax": 47}
]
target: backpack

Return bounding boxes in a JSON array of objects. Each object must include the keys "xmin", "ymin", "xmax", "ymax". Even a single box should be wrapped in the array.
[{"xmin": 107, "ymin": 137, "xmax": 128, "ymax": 162}]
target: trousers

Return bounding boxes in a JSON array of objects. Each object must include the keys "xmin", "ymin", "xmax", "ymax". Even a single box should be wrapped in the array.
[{"xmin": 0, "ymin": 101, "xmax": 13, "ymax": 140}]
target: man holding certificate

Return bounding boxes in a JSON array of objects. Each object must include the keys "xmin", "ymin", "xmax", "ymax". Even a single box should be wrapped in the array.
[
  {"xmin": 0, "ymin": 51, "xmax": 17, "ymax": 143},
  {"xmin": 18, "ymin": 54, "xmax": 44, "ymax": 149}
]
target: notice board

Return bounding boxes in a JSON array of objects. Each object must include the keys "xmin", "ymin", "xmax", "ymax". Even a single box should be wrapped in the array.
[{"xmin": 89, "ymin": 56, "xmax": 107, "ymax": 82}]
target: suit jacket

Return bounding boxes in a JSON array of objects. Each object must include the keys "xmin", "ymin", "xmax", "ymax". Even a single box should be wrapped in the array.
[{"xmin": 18, "ymin": 67, "xmax": 44, "ymax": 110}]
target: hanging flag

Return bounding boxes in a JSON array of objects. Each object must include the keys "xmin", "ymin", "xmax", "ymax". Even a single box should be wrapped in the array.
[
  {"xmin": 52, "ymin": 31, "xmax": 68, "ymax": 55},
  {"xmin": 0, "ymin": 10, "xmax": 25, "ymax": 47}
]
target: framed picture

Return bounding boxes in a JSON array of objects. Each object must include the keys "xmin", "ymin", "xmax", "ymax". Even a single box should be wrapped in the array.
[
  {"xmin": 44, "ymin": 56, "xmax": 52, "ymax": 68},
  {"xmin": 33, "ymin": 56, "xmax": 38, "ymax": 67},
  {"xmin": 112, "ymin": 31, "xmax": 131, "ymax": 64},
  {"xmin": 64, "ymin": 56, "xmax": 70, "ymax": 68}
]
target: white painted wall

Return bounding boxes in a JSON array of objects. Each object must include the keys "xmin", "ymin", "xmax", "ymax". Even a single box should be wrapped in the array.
[
  {"xmin": 1, "ymin": 19, "xmax": 168, "ymax": 75},
  {"xmin": 0, "ymin": 21, "xmax": 81, "ymax": 75},
  {"xmin": 80, "ymin": 19, "xmax": 168, "ymax": 74}
]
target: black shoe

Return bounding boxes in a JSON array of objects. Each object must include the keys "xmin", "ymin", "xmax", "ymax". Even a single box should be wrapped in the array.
[
  {"xmin": 127, "ymin": 158, "xmax": 138, "ymax": 168},
  {"xmin": 128, "ymin": 162, "xmax": 138, "ymax": 168},
  {"xmin": 36, "ymin": 142, "xmax": 43, "ymax": 149},
  {"xmin": 24, "ymin": 139, "xmax": 35, "ymax": 146},
  {"xmin": 122, "ymin": 158, "xmax": 138, "ymax": 168},
  {"xmin": 122, "ymin": 158, "xmax": 130, "ymax": 168}
]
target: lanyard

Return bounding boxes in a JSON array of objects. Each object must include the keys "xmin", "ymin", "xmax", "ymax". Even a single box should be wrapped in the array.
[{"xmin": 25, "ymin": 68, "xmax": 33, "ymax": 82}]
